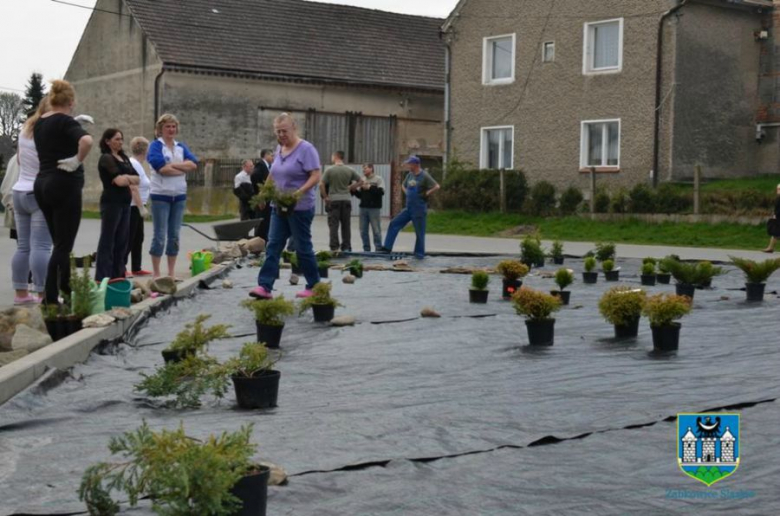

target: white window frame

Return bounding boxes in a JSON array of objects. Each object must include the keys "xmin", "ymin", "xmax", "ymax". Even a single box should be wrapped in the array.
[
  {"xmin": 542, "ymin": 41, "xmax": 555, "ymax": 63},
  {"xmin": 480, "ymin": 125, "xmax": 515, "ymax": 169},
  {"xmin": 580, "ymin": 119, "xmax": 621, "ymax": 169},
  {"xmin": 482, "ymin": 34, "xmax": 516, "ymax": 85},
  {"xmin": 582, "ymin": 18, "xmax": 624, "ymax": 75}
]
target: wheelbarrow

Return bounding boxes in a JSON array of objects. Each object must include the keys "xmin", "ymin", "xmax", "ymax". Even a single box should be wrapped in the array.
[{"xmin": 182, "ymin": 218, "xmax": 263, "ymax": 242}]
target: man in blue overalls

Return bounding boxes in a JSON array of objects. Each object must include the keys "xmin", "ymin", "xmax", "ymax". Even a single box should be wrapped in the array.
[{"xmin": 379, "ymin": 156, "xmax": 440, "ymax": 259}]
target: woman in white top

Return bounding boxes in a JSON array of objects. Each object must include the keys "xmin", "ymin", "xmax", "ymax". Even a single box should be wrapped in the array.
[
  {"xmin": 126, "ymin": 137, "xmax": 152, "ymax": 276},
  {"xmin": 10, "ymin": 98, "xmax": 53, "ymax": 304}
]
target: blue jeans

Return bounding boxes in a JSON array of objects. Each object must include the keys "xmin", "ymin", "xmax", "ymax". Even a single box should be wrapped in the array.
[
  {"xmin": 150, "ymin": 198, "xmax": 186, "ymax": 256},
  {"xmin": 12, "ymin": 190, "xmax": 52, "ymax": 292},
  {"xmin": 360, "ymin": 208, "xmax": 382, "ymax": 252},
  {"xmin": 383, "ymin": 208, "xmax": 427, "ymax": 258},
  {"xmin": 258, "ymin": 208, "xmax": 320, "ymax": 290}
]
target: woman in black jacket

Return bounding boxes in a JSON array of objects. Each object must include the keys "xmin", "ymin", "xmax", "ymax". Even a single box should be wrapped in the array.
[{"xmin": 763, "ymin": 184, "xmax": 780, "ymax": 253}]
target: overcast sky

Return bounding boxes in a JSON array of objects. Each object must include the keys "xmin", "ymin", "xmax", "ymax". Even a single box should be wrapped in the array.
[{"xmin": 0, "ymin": 0, "xmax": 458, "ymax": 96}]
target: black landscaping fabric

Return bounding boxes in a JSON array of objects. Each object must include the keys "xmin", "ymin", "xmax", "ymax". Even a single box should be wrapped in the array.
[{"xmin": 1, "ymin": 257, "xmax": 779, "ymax": 515}]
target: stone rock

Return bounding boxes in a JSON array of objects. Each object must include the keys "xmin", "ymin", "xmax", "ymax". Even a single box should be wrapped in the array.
[
  {"xmin": 393, "ymin": 263, "xmax": 415, "ymax": 272},
  {"xmin": 211, "ymin": 251, "xmax": 228, "ymax": 265},
  {"xmin": 222, "ymin": 280, "xmax": 234, "ymax": 289},
  {"xmin": 108, "ymin": 308, "xmax": 134, "ymax": 320},
  {"xmin": 218, "ymin": 243, "xmax": 243, "ymax": 260},
  {"xmin": 82, "ymin": 313, "xmax": 116, "ymax": 328},
  {"xmin": 10, "ymin": 324, "xmax": 53, "ymax": 353},
  {"xmin": 0, "ymin": 349, "xmax": 29, "ymax": 367},
  {"xmin": 150, "ymin": 276, "xmax": 177, "ymax": 295},
  {"xmin": 330, "ymin": 315, "xmax": 356, "ymax": 327},
  {"xmin": 421, "ymin": 307, "xmax": 441, "ymax": 318},
  {"xmin": 130, "ymin": 289, "xmax": 144, "ymax": 304},
  {"xmin": 720, "ymin": 296, "xmax": 730, "ymax": 301},
  {"xmin": 0, "ymin": 307, "xmax": 47, "ymax": 351},
  {"xmin": 246, "ymin": 237, "xmax": 266, "ymax": 254},
  {"xmin": 539, "ymin": 271, "xmax": 556, "ymax": 279},
  {"xmin": 289, "ymin": 274, "xmax": 300, "ymax": 286},
  {"xmin": 342, "ymin": 274, "xmax": 356, "ymax": 284},
  {"xmin": 132, "ymin": 279, "xmax": 151, "ymax": 297},
  {"xmin": 363, "ymin": 264, "xmax": 391, "ymax": 272},
  {"xmin": 258, "ymin": 461, "xmax": 288, "ymax": 486}
]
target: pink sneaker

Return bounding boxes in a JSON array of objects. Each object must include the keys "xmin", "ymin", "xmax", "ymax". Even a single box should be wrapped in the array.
[
  {"xmin": 14, "ymin": 295, "xmax": 40, "ymax": 305},
  {"xmin": 295, "ymin": 289, "xmax": 314, "ymax": 299},
  {"xmin": 249, "ymin": 286, "xmax": 273, "ymax": 299}
]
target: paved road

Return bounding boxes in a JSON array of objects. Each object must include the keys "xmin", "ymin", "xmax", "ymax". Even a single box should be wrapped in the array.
[{"xmin": 0, "ymin": 215, "xmax": 769, "ymax": 310}]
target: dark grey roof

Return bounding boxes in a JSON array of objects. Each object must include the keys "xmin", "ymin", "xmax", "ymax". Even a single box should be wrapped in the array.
[{"xmin": 125, "ymin": 0, "xmax": 445, "ymax": 91}]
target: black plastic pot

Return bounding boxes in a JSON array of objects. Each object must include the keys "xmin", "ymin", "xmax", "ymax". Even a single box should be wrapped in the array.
[
  {"xmin": 525, "ymin": 319, "xmax": 555, "ymax": 346},
  {"xmin": 46, "ymin": 317, "xmax": 83, "ymax": 341},
  {"xmin": 550, "ymin": 290, "xmax": 570, "ymax": 305},
  {"xmin": 312, "ymin": 304, "xmax": 335, "ymax": 322},
  {"xmin": 552, "ymin": 256, "xmax": 564, "ymax": 265},
  {"xmin": 640, "ymin": 274, "xmax": 657, "ymax": 286},
  {"xmin": 469, "ymin": 289, "xmax": 489, "ymax": 304},
  {"xmin": 291, "ymin": 264, "xmax": 302, "ymax": 275},
  {"xmin": 232, "ymin": 370, "xmax": 281, "ymax": 409},
  {"xmin": 604, "ymin": 270, "xmax": 620, "ymax": 282},
  {"xmin": 699, "ymin": 279, "xmax": 712, "ymax": 289},
  {"xmin": 276, "ymin": 204, "xmax": 295, "ymax": 217},
  {"xmin": 161, "ymin": 348, "xmax": 193, "ymax": 364},
  {"xmin": 656, "ymin": 273, "xmax": 671, "ymax": 284},
  {"xmin": 745, "ymin": 282, "xmax": 766, "ymax": 302},
  {"xmin": 318, "ymin": 265, "xmax": 330, "ymax": 278},
  {"xmin": 675, "ymin": 283, "xmax": 696, "ymax": 300},
  {"xmin": 256, "ymin": 322, "xmax": 284, "ymax": 349},
  {"xmin": 614, "ymin": 317, "xmax": 640, "ymax": 339},
  {"xmin": 230, "ymin": 466, "xmax": 270, "ymax": 516},
  {"xmin": 501, "ymin": 279, "xmax": 522, "ymax": 300},
  {"xmin": 44, "ymin": 319, "xmax": 61, "ymax": 342},
  {"xmin": 535, "ymin": 259, "xmax": 545, "ymax": 268},
  {"xmin": 651, "ymin": 323, "xmax": 681, "ymax": 352},
  {"xmin": 582, "ymin": 272, "xmax": 598, "ymax": 284}
]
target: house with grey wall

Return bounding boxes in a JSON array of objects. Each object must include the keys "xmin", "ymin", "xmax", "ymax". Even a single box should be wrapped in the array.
[
  {"xmin": 442, "ymin": 0, "xmax": 778, "ymax": 194},
  {"xmin": 65, "ymin": 0, "xmax": 445, "ymax": 214}
]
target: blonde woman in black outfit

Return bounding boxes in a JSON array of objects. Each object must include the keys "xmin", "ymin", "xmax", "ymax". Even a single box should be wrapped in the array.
[
  {"xmin": 96, "ymin": 129, "xmax": 139, "ymax": 281},
  {"xmin": 762, "ymin": 184, "xmax": 780, "ymax": 253},
  {"xmin": 33, "ymin": 80, "xmax": 93, "ymax": 305}
]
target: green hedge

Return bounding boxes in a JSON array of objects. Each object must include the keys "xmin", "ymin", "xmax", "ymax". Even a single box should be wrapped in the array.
[{"xmin": 434, "ymin": 168, "xmax": 528, "ymax": 213}]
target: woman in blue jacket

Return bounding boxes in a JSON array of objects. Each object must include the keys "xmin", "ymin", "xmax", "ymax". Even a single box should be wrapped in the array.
[{"xmin": 146, "ymin": 114, "xmax": 198, "ymax": 279}]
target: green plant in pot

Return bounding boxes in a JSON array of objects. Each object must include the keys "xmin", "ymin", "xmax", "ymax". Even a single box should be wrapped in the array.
[
  {"xmin": 511, "ymin": 287, "xmax": 562, "ymax": 346},
  {"xmin": 602, "ymin": 259, "xmax": 620, "ymax": 282},
  {"xmin": 135, "ymin": 353, "xmax": 230, "ymax": 408},
  {"xmin": 665, "ymin": 260, "xmax": 698, "ymax": 299},
  {"xmin": 582, "ymin": 256, "xmax": 598, "ymax": 284},
  {"xmin": 599, "ymin": 286, "xmax": 647, "ymax": 339},
  {"xmin": 520, "ymin": 234, "xmax": 546, "ymax": 268},
  {"xmin": 298, "ymin": 282, "xmax": 343, "ymax": 322},
  {"xmin": 594, "ymin": 242, "xmax": 616, "ymax": 263},
  {"xmin": 42, "ymin": 255, "xmax": 95, "ymax": 341},
  {"xmin": 161, "ymin": 314, "xmax": 231, "ymax": 363},
  {"xmin": 549, "ymin": 240, "xmax": 565, "ymax": 265},
  {"xmin": 657, "ymin": 256, "xmax": 677, "ymax": 284},
  {"xmin": 259, "ymin": 177, "xmax": 299, "ymax": 217},
  {"xmin": 640, "ymin": 261, "xmax": 657, "ymax": 286},
  {"xmin": 315, "ymin": 251, "xmax": 333, "ymax": 278},
  {"xmin": 729, "ymin": 256, "xmax": 780, "ymax": 302},
  {"xmin": 282, "ymin": 250, "xmax": 300, "ymax": 274},
  {"xmin": 344, "ymin": 258, "xmax": 364, "ymax": 278},
  {"xmin": 551, "ymin": 268, "xmax": 574, "ymax": 305},
  {"xmin": 220, "ymin": 342, "xmax": 280, "ymax": 410},
  {"xmin": 79, "ymin": 422, "xmax": 270, "ymax": 516},
  {"xmin": 694, "ymin": 261, "xmax": 722, "ymax": 289},
  {"xmin": 242, "ymin": 296, "xmax": 295, "ymax": 349},
  {"xmin": 642, "ymin": 293, "xmax": 692, "ymax": 352},
  {"xmin": 496, "ymin": 260, "xmax": 530, "ymax": 299},
  {"xmin": 469, "ymin": 270, "xmax": 490, "ymax": 304}
]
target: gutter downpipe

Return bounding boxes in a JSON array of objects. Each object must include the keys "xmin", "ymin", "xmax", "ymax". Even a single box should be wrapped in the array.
[
  {"xmin": 443, "ymin": 37, "xmax": 452, "ymax": 182},
  {"xmin": 653, "ymin": 0, "xmax": 688, "ymax": 188},
  {"xmin": 154, "ymin": 67, "xmax": 165, "ymax": 125}
]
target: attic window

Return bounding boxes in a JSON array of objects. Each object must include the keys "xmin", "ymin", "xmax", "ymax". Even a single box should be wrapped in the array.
[{"xmin": 482, "ymin": 34, "xmax": 516, "ymax": 86}]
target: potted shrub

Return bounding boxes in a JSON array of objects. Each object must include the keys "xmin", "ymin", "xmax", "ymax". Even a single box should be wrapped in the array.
[
  {"xmin": 598, "ymin": 286, "xmax": 647, "ymax": 339},
  {"xmin": 511, "ymin": 287, "xmax": 562, "ymax": 346},
  {"xmin": 161, "ymin": 314, "xmax": 231, "ymax": 363},
  {"xmin": 640, "ymin": 261, "xmax": 657, "ymax": 286},
  {"xmin": 520, "ymin": 234, "xmax": 546, "ymax": 268},
  {"xmin": 79, "ymin": 422, "xmax": 270, "ymax": 516},
  {"xmin": 298, "ymin": 282, "xmax": 343, "ymax": 322},
  {"xmin": 665, "ymin": 260, "xmax": 698, "ymax": 299},
  {"xmin": 729, "ymin": 256, "xmax": 780, "ymax": 302},
  {"xmin": 496, "ymin": 260, "xmax": 530, "ymax": 300},
  {"xmin": 695, "ymin": 261, "xmax": 722, "ymax": 289},
  {"xmin": 602, "ymin": 259, "xmax": 620, "ymax": 282},
  {"xmin": 594, "ymin": 242, "xmax": 616, "ymax": 263},
  {"xmin": 259, "ymin": 177, "xmax": 299, "ymax": 217},
  {"xmin": 243, "ymin": 296, "xmax": 295, "ymax": 349},
  {"xmin": 43, "ymin": 255, "xmax": 95, "ymax": 341},
  {"xmin": 469, "ymin": 270, "xmax": 490, "ymax": 303},
  {"xmin": 315, "ymin": 251, "xmax": 333, "ymax": 278},
  {"xmin": 549, "ymin": 240, "xmax": 565, "ymax": 265},
  {"xmin": 135, "ymin": 354, "xmax": 229, "ymax": 408},
  {"xmin": 344, "ymin": 259, "xmax": 364, "ymax": 278},
  {"xmin": 221, "ymin": 342, "xmax": 280, "ymax": 410},
  {"xmin": 550, "ymin": 268, "xmax": 574, "ymax": 305},
  {"xmin": 642, "ymin": 293, "xmax": 692, "ymax": 352},
  {"xmin": 281, "ymin": 250, "xmax": 300, "ymax": 275},
  {"xmin": 656, "ymin": 257, "xmax": 673, "ymax": 284},
  {"xmin": 582, "ymin": 256, "xmax": 598, "ymax": 284}
]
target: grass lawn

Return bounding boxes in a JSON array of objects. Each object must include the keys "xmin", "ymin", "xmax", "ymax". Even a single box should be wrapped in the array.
[
  {"xmin": 423, "ymin": 211, "xmax": 767, "ymax": 250},
  {"xmin": 82, "ymin": 211, "xmax": 235, "ymax": 223}
]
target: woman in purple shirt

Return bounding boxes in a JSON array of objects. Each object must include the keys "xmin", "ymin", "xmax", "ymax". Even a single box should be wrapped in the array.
[{"xmin": 250, "ymin": 113, "xmax": 322, "ymax": 299}]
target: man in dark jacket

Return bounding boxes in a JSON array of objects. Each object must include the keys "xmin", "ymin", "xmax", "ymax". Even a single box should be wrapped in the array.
[
  {"xmin": 251, "ymin": 149, "xmax": 273, "ymax": 240},
  {"xmin": 354, "ymin": 163, "xmax": 385, "ymax": 252}
]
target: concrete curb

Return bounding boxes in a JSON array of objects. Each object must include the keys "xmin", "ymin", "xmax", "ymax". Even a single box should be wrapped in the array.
[{"xmin": 0, "ymin": 262, "xmax": 236, "ymax": 407}]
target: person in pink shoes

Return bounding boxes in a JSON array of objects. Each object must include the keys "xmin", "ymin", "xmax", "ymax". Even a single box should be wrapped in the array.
[{"xmin": 249, "ymin": 113, "xmax": 322, "ymax": 300}]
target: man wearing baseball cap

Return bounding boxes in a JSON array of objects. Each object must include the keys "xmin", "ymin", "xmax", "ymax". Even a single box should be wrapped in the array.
[{"xmin": 378, "ymin": 155, "xmax": 439, "ymax": 258}]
